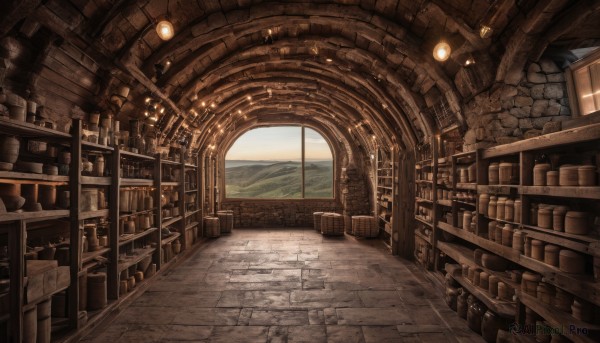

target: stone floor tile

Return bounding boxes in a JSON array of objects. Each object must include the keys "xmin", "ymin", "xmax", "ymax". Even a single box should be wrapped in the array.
[
  {"xmin": 326, "ymin": 325, "xmax": 365, "ymax": 343},
  {"xmin": 288, "ymin": 325, "xmax": 327, "ymax": 343},
  {"xmin": 249, "ymin": 310, "xmax": 309, "ymax": 325},
  {"xmin": 171, "ymin": 308, "xmax": 241, "ymax": 325},
  {"xmin": 361, "ymin": 326, "xmax": 403, "ymax": 343},
  {"xmin": 207, "ymin": 326, "xmax": 269, "ymax": 343},
  {"xmin": 336, "ymin": 308, "xmax": 411, "ymax": 325}
]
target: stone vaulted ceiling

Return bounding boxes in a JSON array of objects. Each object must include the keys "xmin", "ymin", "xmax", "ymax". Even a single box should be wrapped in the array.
[{"xmin": 1, "ymin": 0, "xmax": 599, "ymax": 157}]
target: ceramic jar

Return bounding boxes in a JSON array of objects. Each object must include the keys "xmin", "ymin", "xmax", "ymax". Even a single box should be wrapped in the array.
[
  {"xmin": 488, "ymin": 275, "xmax": 499, "ymax": 297},
  {"xmin": 0, "ymin": 136, "xmax": 19, "ymax": 164},
  {"xmin": 488, "ymin": 196, "xmax": 497, "ymax": 219},
  {"xmin": 504, "ymin": 199, "xmax": 514, "ymax": 222},
  {"xmin": 544, "ymin": 244, "xmax": 560, "ymax": 267},
  {"xmin": 533, "ymin": 163, "xmax": 551, "ymax": 186},
  {"xmin": 546, "ymin": 171, "xmax": 559, "ymax": 186},
  {"xmin": 479, "ymin": 194, "xmax": 490, "ymax": 216},
  {"xmin": 552, "ymin": 206, "xmax": 568, "ymax": 232},
  {"xmin": 538, "ymin": 206, "xmax": 553, "ymax": 229},
  {"xmin": 489, "ymin": 163, "xmax": 499, "ymax": 184},
  {"xmin": 502, "ymin": 224, "xmax": 513, "ymax": 247},
  {"xmin": 499, "ymin": 162, "xmax": 513, "ymax": 185},
  {"xmin": 467, "ymin": 301, "xmax": 486, "ymax": 334},
  {"xmin": 578, "ymin": 165, "xmax": 596, "ymax": 186},
  {"xmin": 572, "ymin": 299, "xmax": 593, "ymax": 322},
  {"xmin": 457, "ymin": 290, "xmax": 469, "ymax": 319},
  {"xmin": 488, "ymin": 221, "xmax": 497, "ymax": 242},
  {"xmin": 559, "ymin": 165, "xmax": 579, "ymax": 186},
  {"xmin": 536, "ymin": 282, "xmax": 554, "ymax": 305},
  {"xmin": 564, "ymin": 211, "xmax": 591, "ymax": 235},
  {"xmin": 559, "ymin": 249, "xmax": 585, "ymax": 274},
  {"xmin": 512, "ymin": 229, "xmax": 525, "ymax": 253},
  {"xmin": 497, "ymin": 197, "xmax": 507, "ymax": 221},
  {"xmin": 531, "ymin": 239, "xmax": 544, "ymax": 261}
]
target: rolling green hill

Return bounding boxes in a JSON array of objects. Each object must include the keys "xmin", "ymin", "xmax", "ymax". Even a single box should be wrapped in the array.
[{"xmin": 225, "ymin": 161, "xmax": 333, "ymax": 198}]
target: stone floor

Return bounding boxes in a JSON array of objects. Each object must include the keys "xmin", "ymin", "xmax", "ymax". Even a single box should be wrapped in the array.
[{"xmin": 82, "ymin": 228, "xmax": 484, "ymax": 342}]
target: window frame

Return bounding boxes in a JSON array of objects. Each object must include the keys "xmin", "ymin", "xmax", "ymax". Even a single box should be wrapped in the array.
[
  {"xmin": 222, "ymin": 125, "xmax": 336, "ymax": 200},
  {"xmin": 566, "ymin": 48, "xmax": 600, "ymax": 117}
]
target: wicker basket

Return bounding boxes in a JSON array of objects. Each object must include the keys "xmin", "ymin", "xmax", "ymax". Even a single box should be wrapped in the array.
[
  {"xmin": 203, "ymin": 216, "xmax": 220, "ymax": 238},
  {"xmin": 352, "ymin": 216, "xmax": 378, "ymax": 238},
  {"xmin": 321, "ymin": 212, "xmax": 344, "ymax": 236},
  {"xmin": 344, "ymin": 215, "xmax": 352, "ymax": 234},
  {"xmin": 313, "ymin": 212, "xmax": 324, "ymax": 231},
  {"xmin": 217, "ymin": 210, "xmax": 234, "ymax": 234}
]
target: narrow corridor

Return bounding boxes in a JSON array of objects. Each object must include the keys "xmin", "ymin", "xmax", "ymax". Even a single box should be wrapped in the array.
[{"xmin": 83, "ymin": 229, "xmax": 484, "ymax": 342}]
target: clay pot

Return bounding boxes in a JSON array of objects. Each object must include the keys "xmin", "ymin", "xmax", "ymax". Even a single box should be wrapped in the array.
[
  {"xmin": 531, "ymin": 239, "xmax": 544, "ymax": 261},
  {"xmin": 2, "ymin": 195, "xmax": 25, "ymax": 211},
  {"xmin": 552, "ymin": 206, "xmax": 568, "ymax": 232},
  {"xmin": 87, "ymin": 272, "xmax": 107, "ymax": 310},
  {"xmin": 481, "ymin": 310, "xmax": 510, "ymax": 343},
  {"xmin": 28, "ymin": 140, "xmax": 47, "ymax": 154},
  {"xmin": 125, "ymin": 220, "xmax": 135, "ymax": 234},
  {"xmin": 533, "ymin": 163, "xmax": 551, "ymax": 186},
  {"xmin": 0, "ymin": 136, "xmax": 20, "ymax": 163},
  {"xmin": 547, "ymin": 171, "xmax": 559, "ymax": 186},
  {"xmin": 572, "ymin": 299, "xmax": 593, "ymax": 322},
  {"xmin": 134, "ymin": 271, "xmax": 144, "ymax": 283},
  {"xmin": 58, "ymin": 152, "xmax": 71, "ymax": 165},
  {"xmin": 9, "ymin": 105, "xmax": 26, "ymax": 122},
  {"xmin": 43, "ymin": 164, "xmax": 58, "ymax": 176},
  {"xmin": 564, "ymin": 211, "xmax": 591, "ymax": 235},
  {"xmin": 544, "ymin": 244, "xmax": 560, "ymax": 267},
  {"xmin": 93, "ymin": 155, "xmax": 105, "ymax": 177},
  {"xmin": 488, "ymin": 163, "xmax": 499, "ymax": 184},
  {"xmin": 559, "ymin": 249, "xmax": 585, "ymax": 274},
  {"xmin": 559, "ymin": 165, "xmax": 579, "ymax": 186},
  {"xmin": 481, "ymin": 253, "xmax": 508, "ymax": 271},
  {"xmin": 81, "ymin": 188, "xmax": 98, "ymax": 212},
  {"xmin": 538, "ymin": 207, "xmax": 552, "ymax": 229},
  {"xmin": 578, "ymin": 165, "xmax": 596, "ymax": 186},
  {"xmin": 479, "ymin": 194, "xmax": 489, "ymax": 216},
  {"xmin": 467, "ymin": 301, "xmax": 486, "ymax": 333},
  {"xmin": 499, "ymin": 162, "xmax": 513, "ymax": 185},
  {"xmin": 457, "ymin": 290, "xmax": 469, "ymax": 319},
  {"xmin": 16, "ymin": 161, "xmax": 43, "ymax": 174},
  {"xmin": 514, "ymin": 199, "xmax": 522, "ymax": 223},
  {"xmin": 39, "ymin": 185, "xmax": 56, "ymax": 210}
]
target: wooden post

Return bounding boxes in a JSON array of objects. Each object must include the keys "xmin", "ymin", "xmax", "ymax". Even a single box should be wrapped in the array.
[
  {"xmin": 107, "ymin": 148, "xmax": 120, "ymax": 300},
  {"xmin": 154, "ymin": 153, "xmax": 162, "ymax": 269},
  {"xmin": 197, "ymin": 153, "xmax": 202, "ymax": 238},
  {"xmin": 396, "ymin": 149, "xmax": 416, "ymax": 259},
  {"xmin": 8, "ymin": 220, "xmax": 24, "ymax": 342},
  {"xmin": 179, "ymin": 147, "xmax": 186, "ymax": 250},
  {"xmin": 69, "ymin": 119, "xmax": 82, "ymax": 328}
]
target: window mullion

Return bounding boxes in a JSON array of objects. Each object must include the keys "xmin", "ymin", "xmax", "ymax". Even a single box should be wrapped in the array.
[{"xmin": 301, "ymin": 126, "xmax": 305, "ymax": 198}]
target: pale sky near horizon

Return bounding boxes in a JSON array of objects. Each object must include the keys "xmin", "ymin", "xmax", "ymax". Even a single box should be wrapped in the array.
[{"xmin": 226, "ymin": 126, "xmax": 333, "ymax": 160}]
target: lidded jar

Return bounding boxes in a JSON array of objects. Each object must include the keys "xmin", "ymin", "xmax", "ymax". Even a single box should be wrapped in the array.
[
  {"xmin": 502, "ymin": 224, "xmax": 514, "ymax": 247},
  {"xmin": 488, "ymin": 196, "xmax": 498, "ymax": 219},
  {"xmin": 531, "ymin": 239, "xmax": 544, "ymax": 261},
  {"xmin": 514, "ymin": 199, "xmax": 522, "ymax": 223},
  {"xmin": 512, "ymin": 229, "xmax": 525, "ymax": 253},
  {"xmin": 504, "ymin": 199, "xmax": 514, "ymax": 222},
  {"xmin": 489, "ymin": 163, "xmax": 500, "ymax": 184},
  {"xmin": 496, "ymin": 197, "xmax": 507, "ymax": 221},
  {"xmin": 533, "ymin": 163, "xmax": 551, "ymax": 186},
  {"xmin": 538, "ymin": 206, "xmax": 552, "ymax": 229},
  {"xmin": 552, "ymin": 206, "xmax": 568, "ymax": 232},
  {"xmin": 479, "ymin": 194, "xmax": 490, "ymax": 216}
]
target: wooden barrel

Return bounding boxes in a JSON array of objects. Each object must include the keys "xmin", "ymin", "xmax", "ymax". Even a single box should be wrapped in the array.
[
  {"xmin": 352, "ymin": 216, "xmax": 378, "ymax": 238},
  {"xmin": 203, "ymin": 216, "xmax": 220, "ymax": 238},
  {"xmin": 320, "ymin": 213, "xmax": 344, "ymax": 236},
  {"xmin": 87, "ymin": 272, "xmax": 107, "ymax": 310},
  {"xmin": 313, "ymin": 212, "xmax": 324, "ymax": 231},
  {"xmin": 217, "ymin": 210, "xmax": 233, "ymax": 234},
  {"xmin": 0, "ymin": 136, "xmax": 19, "ymax": 164}
]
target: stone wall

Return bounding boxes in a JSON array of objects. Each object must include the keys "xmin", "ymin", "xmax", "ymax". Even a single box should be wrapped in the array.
[
  {"xmin": 340, "ymin": 166, "xmax": 371, "ymax": 217},
  {"xmin": 463, "ymin": 59, "xmax": 570, "ymax": 150},
  {"xmin": 221, "ymin": 200, "xmax": 342, "ymax": 228}
]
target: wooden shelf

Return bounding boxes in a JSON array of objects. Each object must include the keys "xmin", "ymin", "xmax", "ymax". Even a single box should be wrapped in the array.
[
  {"xmin": 162, "ymin": 216, "xmax": 182, "ymax": 227},
  {"xmin": 82, "ymin": 247, "xmax": 111, "ymax": 264},
  {"xmin": 161, "ymin": 181, "xmax": 180, "ymax": 187},
  {"xmin": 0, "ymin": 171, "xmax": 69, "ymax": 183},
  {"xmin": 185, "ymin": 189, "xmax": 198, "ymax": 193},
  {"xmin": 415, "ymin": 180, "xmax": 433, "ymax": 184},
  {"xmin": 118, "ymin": 227, "xmax": 158, "ymax": 247},
  {"xmin": 378, "ymin": 215, "xmax": 390, "ymax": 224},
  {"xmin": 118, "ymin": 247, "xmax": 156, "ymax": 272},
  {"xmin": 517, "ymin": 291, "xmax": 600, "ymax": 343},
  {"xmin": 416, "ymin": 159, "xmax": 432, "ymax": 165},
  {"xmin": 520, "ymin": 227, "xmax": 600, "ymax": 256},
  {"xmin": 437, "ymin": 199, "xmax": 453, "ymax": 207},
  {"xmin": 119, "ymin": 208, "xmax": 156, "ymax": 219},
  {"xmin": 0, "ymin": 209, "xmax": 69, "ymax": 223},
  {"xmin": 185, "ymin": 221, "xmax": 199, "ymax": 231},
  {"xmin": 81, "ymin": 141, "xmax": 114, "ymax": 152},
  {"xmin": 521, "ymin": 185, "xmax": 600, "ymax": 200},
  {"xmin": 185, "ymin": 209, "xmax": 200, "ymax": 218},
  {"xmin": 120, "ymin": 178, "xmax": 154, "ymax": 186},
  {"xmin": 0, "ymin": 116, "xmax": 71, "ymax": 139},
  {"xmin": 22, "ymin": 284, "xmax": 70, "ymax": 312},
  {"xmin": 415, "ymin": 197, "xmax": 433, "ymax": 204},
  {"xmin": 81, "ymin": 176, "xmax": 111, "ymax": 185},
  {"xmin": 184, "ymin": 164, "xmax": 197, "ymax": 169},
  {"xmin": 415, "ymin": 216, "xmax": 432, "ymax": 227},
  {"xmin": 455, "ymin": 182, "xmax": 477, "ymax": 190},
  {"xmin": 437, "ymin": 222, "xmax": 521, "ymax": 261},
  {"xmin": 454, "ymin": 199, "xmax": 476, "ymax": 207},
  {"xmin": 414, "ymin": 229, "xmax": 431, "ymax": 245},
  {"xmin": 445, "ymin": 264, "xmax": 515, "ymax": 318},
  {"xmin": 161, "ymin": 232, "xmax": 181, "ymax": 245},
  {"xmin": 161, "ymin": 159, "xmax": 181, "ymax": 166},
  {"xmin": 483, "ymin": 122, "xmax": 600, "ymax": 158},
  {"xmin": 80, "ymin": 209, "xmax": 109, "ymax": 220},
  {"xmin": 120, "ymin": 149, "xmax": 155, "ymax": 161}
]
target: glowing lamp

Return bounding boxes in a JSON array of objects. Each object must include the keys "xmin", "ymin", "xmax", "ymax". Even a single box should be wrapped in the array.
[
  {"xmin": 433, "ymin": 41, "xmax": 451, "ymax": 62},
  {"xmin": 156, "ymin": 20, "xmax": 174, "ymax": 41}
]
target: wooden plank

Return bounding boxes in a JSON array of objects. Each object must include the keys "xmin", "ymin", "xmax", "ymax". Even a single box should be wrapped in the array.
[
  {"xmin": 80, "ymin": 209, "xmax": 109, "ymax": 220},
  {"xmin": 118, "ymin": 227, "xmax": 158, "ymax": 247},
  {"xmin": 120, "ymin": 178, "xmax": 154, "ymax": 187},
  {"xmin": 445, "ymin": 264, "xmax": 515, "ymax": 318},
  {"xmin": 0, "ymin": 171, "xmax": 68, "ymax": 183},
  {"xmin": 9, "ymin": 221, "xmax": 24, "ymax": 342},
  {"xmin": 120, "ymin": 149, "xmax": 155, "ymax": 161},
  {"xmin": 483, "ymin": 123, "xmax": 600, "ymax": 158},
  {"xmin": 154, "ymin": 153, "xmax": 163, "ymax": 270},
  {"xmin": 521, "ymin": 186, "xmax": 600, "ymax": 200},
  {"xmin": 521, "ymin": 228, "xmax": 599, "ymax": 255},
  {"xmin": 117, "ymin": 247, "xmax": 156, "ymax": 272},
  {"xmin": 161, "ymin": 232, "xmax": 181, "ymax": 246},
  {"xmin": 0, "ymin": 210, "xmax": 70, "ymax": 223},
  {"xmin": 108, "ymin": 148, "xmax": 120, "ymax": 300},
  {"xmin": 81, "ymin": 141, "xmax": 114, "ymax": 152},
  {"xmin": 81, "ymin": 176, "xmax": 111, "ymax": 185},
  {"xmin": 69, "ymin": 119, "xmax": 82, "ymax": 328},
  {"xmin": 455, "ymin": 182, "xmax": 477, "ymax": 190},
  {"xmin": 517, "ymin": 291, "xmax": 600, "ymax": 342},
  {"xmin": 0, "ymin": 116, "xmax": 71, "ymax": 139},
  {"xmin": 81, "ymin": 247, "xmax": 110, "ymax": 264},
  {"xmin": 161, "ymin": 181, "xmax": 180, "ymax": 187}
]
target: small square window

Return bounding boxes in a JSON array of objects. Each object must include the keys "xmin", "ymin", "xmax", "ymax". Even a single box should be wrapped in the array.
[{"xmin": 568, "ymin": 48, "xmax": 600, "ymax": 116}]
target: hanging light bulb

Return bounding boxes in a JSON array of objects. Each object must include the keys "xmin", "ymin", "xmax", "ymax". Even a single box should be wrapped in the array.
[
  {"xmin": 479, "ymin": 25, "xmax": 493, "ymax": 39},
  {"xmin": 433, "ymin": 40, "xmax": 451, "ymax": 62},
  {"xmin": 156, "ymin": 20, "xmax": 174, "ymax": 41}
]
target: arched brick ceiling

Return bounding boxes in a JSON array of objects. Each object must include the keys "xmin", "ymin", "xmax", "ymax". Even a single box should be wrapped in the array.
[{"xmin": 5, "ymin": 0, "xmax": 598, "ymax": 154}]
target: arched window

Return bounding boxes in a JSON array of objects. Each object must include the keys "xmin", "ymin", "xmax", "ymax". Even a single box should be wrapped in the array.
[{"xmin": 225, "ymin": 126, "xmax": 334, "ymax": 199}]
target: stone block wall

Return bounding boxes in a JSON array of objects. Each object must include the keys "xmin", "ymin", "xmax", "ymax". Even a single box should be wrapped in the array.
[
  {"xmin": 463, "ymin": 59, "xmax": 570, "ymax": 150},
  {"xmin": 340, "ymin": 166, "xmax": 371, "ymax": 217},
  {"xmin": 221, "ymin": 200, "xmax": 342, "ymax": 228}
]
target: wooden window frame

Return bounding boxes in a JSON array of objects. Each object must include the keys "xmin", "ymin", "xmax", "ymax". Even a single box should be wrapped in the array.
[{"xmin": 566, "ymin": 48, "xmax": 600, "ymax": 117}]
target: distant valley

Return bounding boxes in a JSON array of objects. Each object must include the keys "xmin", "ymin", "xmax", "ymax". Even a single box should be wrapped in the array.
[{"xmin": 225, "ymin": 160, "xmax": 333, "ymax": 198}]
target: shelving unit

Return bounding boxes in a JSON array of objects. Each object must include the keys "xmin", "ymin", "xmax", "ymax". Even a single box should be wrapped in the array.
[
  {"xmin": 375, "ymin": 147, "xmax": 397, "ymax": 249},
  {"xmin": 0, "ymin": 117, "xmax": 201, "ymax": 342},
  {"xmin": 416, "ymin": 123, "xmax": 600, "ymax": 342},
  {"xmin": 414, "ymin": 138, "xmax": 437, "ymax": 269}
]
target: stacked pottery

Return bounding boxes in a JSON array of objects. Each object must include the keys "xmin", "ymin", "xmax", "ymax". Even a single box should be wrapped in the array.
[
  {"xmin": 7, "ymin": 93, "xmax": 26, "ymax": 121},
  {"xmin": 0, "ymin": 135, "xmax": 19, "ymax": 171}
]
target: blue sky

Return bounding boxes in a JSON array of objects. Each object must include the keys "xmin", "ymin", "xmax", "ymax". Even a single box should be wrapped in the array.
[{"xmin": 226, "ymin": 126, "xmax": 332, "ymax": 161}]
